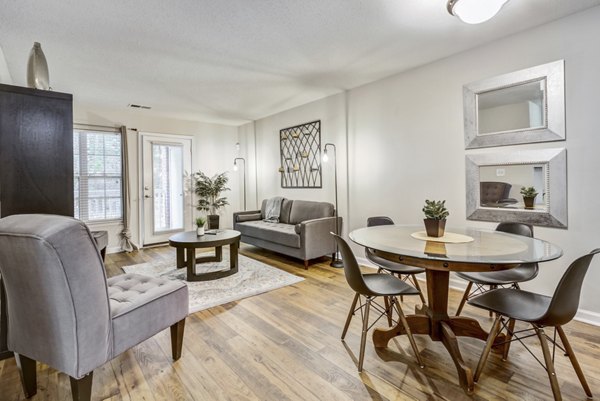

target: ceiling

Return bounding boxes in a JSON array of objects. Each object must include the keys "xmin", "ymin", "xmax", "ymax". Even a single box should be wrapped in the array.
[{"xmin": 1, "ymin": 0, "xmax": 599, "ymax": 126}]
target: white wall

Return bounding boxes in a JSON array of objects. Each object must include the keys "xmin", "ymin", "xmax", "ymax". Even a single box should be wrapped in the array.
[
  {"xmin": 73, "ymin": 107, "xmax": 240, "ymax": 251},
  {"xmin": 0, "ymin": 45, "xmax": 14, "ymax": 84},
  {"xmin": 242, "ymin": 6, "xmax": 600, "ymax": 321},
  {"xmin": 249, "ymin": 92, "xmax": 350, "ymax": 234}
]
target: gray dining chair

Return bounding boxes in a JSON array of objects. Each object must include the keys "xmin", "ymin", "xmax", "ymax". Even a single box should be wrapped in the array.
[
  {"xmin": 0, "ymin": 214, "xmax": 189, "ymax": 401},
  {"xmin": 332, "ymin": 233, "xmax": 424, "ymax": 372},
  {"xmin": 469, "ymin": 249, "xmax": 599, "ymax": 401},
  {"xmin": 365, "ymin": 217, "xmax": 426, "ymax": 306},
  {"xmin": 455, "ymin": 222, "xmax": 538, "ymax": 316}
]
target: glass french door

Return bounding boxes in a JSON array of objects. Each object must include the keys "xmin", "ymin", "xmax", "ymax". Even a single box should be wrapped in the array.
[{"xmin": 141, "ymin": 134, "xmax": 192, "ymax": 245}]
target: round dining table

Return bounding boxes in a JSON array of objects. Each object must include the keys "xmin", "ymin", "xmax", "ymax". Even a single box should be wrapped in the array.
[{"xmin": 349, "ymin": 225, "xmax": 562, "ymax": 394}]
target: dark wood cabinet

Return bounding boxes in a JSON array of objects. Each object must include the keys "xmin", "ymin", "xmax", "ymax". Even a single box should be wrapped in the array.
[{"xmin": 0, "ymin": 84, "xmax": 74, "ymax": 360}]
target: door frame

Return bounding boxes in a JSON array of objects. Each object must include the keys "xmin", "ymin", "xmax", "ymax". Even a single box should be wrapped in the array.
[{"xmin": 138, "ymin": 132, "xmax": 194, "ymax": 247}]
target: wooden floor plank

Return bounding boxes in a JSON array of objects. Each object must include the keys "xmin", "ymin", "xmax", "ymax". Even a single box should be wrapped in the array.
[{"xmin": 1, "ymin": 244, "xmax": 600, "ymax": 400}]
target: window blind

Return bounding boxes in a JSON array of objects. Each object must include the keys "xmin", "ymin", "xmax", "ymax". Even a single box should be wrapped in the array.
[{"xmin": 74, "ymin": 128, "xmax": 123, "ymax": 222}]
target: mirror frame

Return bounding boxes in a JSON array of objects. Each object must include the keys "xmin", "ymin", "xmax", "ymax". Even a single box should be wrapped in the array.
[
  {"xmin": 466, "ymin": 148, "xmax": 567, "ymax": 228},
  {"xmin": 464, "ymin": 60, "xmax": 565, "ymax": 149}
]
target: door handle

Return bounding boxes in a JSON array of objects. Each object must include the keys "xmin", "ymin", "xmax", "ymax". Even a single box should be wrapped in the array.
[{"xmin": 144, "ymin": 195, "xmax": 153, "ymax": 198}]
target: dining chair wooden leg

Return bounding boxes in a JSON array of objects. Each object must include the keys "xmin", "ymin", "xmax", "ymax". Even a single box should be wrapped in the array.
[
  {"xmin": 502, "ymin": 318, "xmax": 516, "ymax": 361},
  {"xmin": 556, "ymin": 325, "xmax": 592, "ymax": 398},
  {"xmin": 474, "ymin": 315, "xmax": 502, "ymax": 382},
  {"xmin": 358, "ymin": 297, "xmax": 371, "ymax": 372},
  {"xmin": 342, "ymin": 293, "xmax": 360, "ymax": 340},
  {"xmin": 410, "ymin": 274, "xmax": 427, "ymax": 304},
  {"xmin": 534, "ymin": 325, "xmax": 562, "ymax": 401},
  {"xmin": 394, "ymin": 300, "xmax": 424, "ymax": 368},
  {"xmin": 488, "ymin": 285, "xmax": 497, "ymax": 317},
  {"xmin": 455, "ymin": 281, "xmax": 472, "ymax": 317},
  {"xmin": 383, "ymin": 296, "xmax": 393, "ymax": 327}
]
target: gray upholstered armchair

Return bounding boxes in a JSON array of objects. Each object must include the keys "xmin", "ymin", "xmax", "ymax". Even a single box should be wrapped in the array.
[{"xmin": 0, "ymin": 215, "xmax": 188, "ymax": 401}]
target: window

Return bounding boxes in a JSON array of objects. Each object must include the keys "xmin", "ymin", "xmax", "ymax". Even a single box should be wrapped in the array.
[{"xmin": 74, "ymin": 128, "xmax": 123, "ymax": 222}]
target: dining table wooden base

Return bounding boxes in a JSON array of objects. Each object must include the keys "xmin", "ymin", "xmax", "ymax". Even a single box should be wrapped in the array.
[{"xmin": 372, "ymin": 269, "xmax": 506, "ymax": 394}]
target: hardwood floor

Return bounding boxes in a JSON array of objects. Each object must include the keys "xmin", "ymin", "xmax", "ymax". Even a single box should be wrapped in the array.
[{"xmin": 1, "ymin": 244, "xmax": 599, "ymax": 400}]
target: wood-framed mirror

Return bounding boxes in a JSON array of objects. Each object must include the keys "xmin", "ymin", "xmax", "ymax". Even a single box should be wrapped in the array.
[
  {"xmin": 466, "ymin": 148, "xmax": 567, "ymax": 228},
  {"xmin": 464, "ymin": 60, "xmax": 565, "ymax": 149}
]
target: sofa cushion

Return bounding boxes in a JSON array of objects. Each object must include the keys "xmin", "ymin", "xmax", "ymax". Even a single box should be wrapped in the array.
[
  {"xmin": 236, "ymin": 212, "xmax": 261, "ymax": 222},
  {"xmin": 236, "ymin": 220, "xmax": 300, "ymax": 248},
  {"xmin": 260, "ymin": 198, "xmax": 292, "ymax": 223},
  {"xmin": 289, "ymin": 200, "xmax": 334, "ymax": 224},
  {"xmin": 108, "ymin": 274, "xmax": 188, "ymax": 356}
]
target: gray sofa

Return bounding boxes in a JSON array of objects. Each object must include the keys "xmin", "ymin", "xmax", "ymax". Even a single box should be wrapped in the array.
[{"xmin": 233, "ymin": 199, "xmax": 341, "ymax": 268}]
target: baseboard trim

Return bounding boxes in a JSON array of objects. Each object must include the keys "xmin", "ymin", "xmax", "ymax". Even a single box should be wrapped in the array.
[
  {"xmin": 356, "ymin": 256, "xmax": 600, "ymax": 327},
  {"xmin": 107, "ymin": 246, "xmax": 122, "ymax": 254}
]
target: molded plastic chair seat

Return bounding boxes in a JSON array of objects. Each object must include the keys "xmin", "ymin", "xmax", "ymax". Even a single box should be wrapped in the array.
[
  {"xmin": 365, "ymin": 216, "xmax": 427, "ymax": 304},
  {"xmin": 363, "ymin": 274, "xmax": 421, "ymax": 297},
  {"xmin": 468, "ymin": 288, "xmax": 551, "ymax": 323},
  {"xmin": 455, "ymin": 222, "xmax": 538, "ymax": 317},
  {"xmin": 456, "ymin": 264, "xmax": 537, "ymax": 286},
  {"xmin": 365, "ymin": 249, "xmax": 425, "ymax": 275}
]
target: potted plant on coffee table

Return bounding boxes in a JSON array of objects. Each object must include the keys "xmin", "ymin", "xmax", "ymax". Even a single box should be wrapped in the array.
[
  {"xmin": 195, "ymin": 216, "xmax": 206, "ymax": 236},
  {"xmin": 193, "ymin": 171, "xmax": 230, "ymax": 229},
  {"xmin": 422, "ymin": 199, "xmax": 449, "ymax": 238},
  {"xmin": 520, "ymin": 186, "xmax": 538, "ymax": 209}
]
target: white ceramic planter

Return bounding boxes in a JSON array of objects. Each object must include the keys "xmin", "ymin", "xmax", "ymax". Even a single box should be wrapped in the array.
[{"xmin": 196, "ymin": 226, "xmax": 205, "ymax": 236}]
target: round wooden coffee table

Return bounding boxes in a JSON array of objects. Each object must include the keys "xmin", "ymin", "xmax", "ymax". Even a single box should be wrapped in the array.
[{"xmin": 168, "ymin": 230, "xmax": 241, "ymax": 281}]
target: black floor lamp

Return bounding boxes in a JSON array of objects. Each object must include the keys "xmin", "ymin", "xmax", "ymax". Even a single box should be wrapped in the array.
[
  {"xmin": 233, "ymin": 157, "xmax": 246, "ymax": 211},
  {"xmin": 323, "ymin": 143, "xmax": 343, "ymax": 268}
]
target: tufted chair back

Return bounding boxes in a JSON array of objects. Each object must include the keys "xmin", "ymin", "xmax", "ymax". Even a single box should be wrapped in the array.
[
  {"xmin": 0, "ymin": 214, "xmax": 112, "ymax": 379},
  {"xmin": 480, "ymin": 181, "xmax": 512, "ymax": 204}
]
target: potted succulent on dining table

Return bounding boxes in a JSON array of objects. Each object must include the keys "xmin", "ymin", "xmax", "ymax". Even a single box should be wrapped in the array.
[
  {"xmin": 195, "ymin": 216, "xmax": 206, "ymax": 236},
  {"xmin": 422, "ymin": 199, "xmax": 449, "ymax": 238},
  {"xmin": 520, "ymin": 186, "xmax": 538, "ymax": 209},
  {"xmin": 193, "ymin": 171, "xmax": 230, "ymax": 229}
]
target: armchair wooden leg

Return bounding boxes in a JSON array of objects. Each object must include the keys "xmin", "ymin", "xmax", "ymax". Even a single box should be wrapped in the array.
[
  {"xmin": 534, "ymin": 325, "xmax": 562, "ymax": 401},
  {"xmin": 15, "ymin": 353, "xmax": 37, "ymax": 398},
  {"xmin": 556, "ymin": 326, "xmax": 592, "ymax": 398},
  {"xmin": 70, "ymin": 373, "xmax": 93, "ymax": 401},
  {"xmin": 455, "ymin": 281, "xmax": 472, "ymax": 317},
  {"xmin": 304, "ymin": 260, "xmax": 309, "ymax": 270},
  {"xmin": 170, "ymin": 319, "xmax": 186, "ymax": 361}
]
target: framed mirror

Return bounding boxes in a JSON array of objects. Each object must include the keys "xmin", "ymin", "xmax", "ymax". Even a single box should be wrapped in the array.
[
  {"xmin": 464, "ymin": 60, "xmax": 565, "ymax": 149},
  {"xmin": 466, "ymin": 148, "xmax": 567, "ymax": 228}
]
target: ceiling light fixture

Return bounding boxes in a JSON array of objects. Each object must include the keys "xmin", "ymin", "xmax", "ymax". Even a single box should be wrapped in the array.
[{"xmin": 447, "ymin": 0, "xmax": 509, "ymax": 24}]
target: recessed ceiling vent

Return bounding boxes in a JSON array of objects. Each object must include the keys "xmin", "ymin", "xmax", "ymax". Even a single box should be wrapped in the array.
[{"xmin": 128, "ymin": 103, "xmax": 152, "ymax": 110}]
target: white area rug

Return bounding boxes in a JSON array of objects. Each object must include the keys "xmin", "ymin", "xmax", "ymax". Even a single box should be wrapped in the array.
[{"xmin": 122, "ymin": 251, "xmax": 304, "ymax": 313}]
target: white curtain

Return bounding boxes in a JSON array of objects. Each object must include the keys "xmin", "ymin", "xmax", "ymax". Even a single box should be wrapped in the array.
[{"xmin": 119, "ymin": 126, "xmax": 139, "ymax": 252}]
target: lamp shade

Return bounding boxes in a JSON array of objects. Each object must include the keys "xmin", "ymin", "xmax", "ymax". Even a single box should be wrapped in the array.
[{"xmin": 447, "ymin": 0, "xmax": 509, "ymax": 24}]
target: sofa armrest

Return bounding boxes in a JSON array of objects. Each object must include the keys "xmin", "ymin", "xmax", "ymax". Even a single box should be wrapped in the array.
[
  {"xmin": 295, "ymin": 216, "xmax": 342, "ymax": 259},
  {"xmin": 233, "ymin": 210, "xmax": 262, "ymax": 223}
]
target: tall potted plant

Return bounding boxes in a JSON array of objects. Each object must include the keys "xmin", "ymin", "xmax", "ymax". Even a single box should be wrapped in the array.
[
  {"xmin": 422, "ymin": 199, "xmax": 449, "ymax": 238},
  {"xmin": 193, "ymin": 171, "xmax": 230, "ymax": 229}
]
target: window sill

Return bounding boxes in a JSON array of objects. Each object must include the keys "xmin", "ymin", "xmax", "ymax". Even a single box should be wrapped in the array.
[{"xmin": 84, "ymin": 220, "xmax": 124, "ymax": 228}]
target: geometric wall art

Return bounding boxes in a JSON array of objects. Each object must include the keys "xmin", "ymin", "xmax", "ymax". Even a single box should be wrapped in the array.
[{"xmin": 279, "ymin": 120, "xmax": 322, "ymax": 188}]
